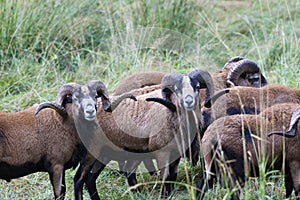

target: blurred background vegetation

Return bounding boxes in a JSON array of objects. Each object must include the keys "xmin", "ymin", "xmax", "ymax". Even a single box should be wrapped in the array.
[{"xmin": 0, "ymin": 0, "xmax": 299, "ymax": 199}]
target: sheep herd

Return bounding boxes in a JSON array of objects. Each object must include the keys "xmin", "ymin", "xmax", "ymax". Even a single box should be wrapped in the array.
[{"xmin": 0, "ymin": 56, "xmax": 299, "ymax": 199}]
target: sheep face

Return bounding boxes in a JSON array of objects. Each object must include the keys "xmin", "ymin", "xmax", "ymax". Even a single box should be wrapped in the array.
[
  {"xmin": 176, "ymin": 75, "xmax": 199, "ymax": 111},
  {"xmin": 72, "ymin": 85, "xmax": 98, "ymax": 121}
]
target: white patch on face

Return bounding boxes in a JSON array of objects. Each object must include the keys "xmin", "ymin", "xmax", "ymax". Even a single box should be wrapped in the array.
[
  {"xmin": 182, "ymin": 76, "xmax": 195, "ymax": 110},
  {"xmin": 76, "ymin": 86, "xmax": 97, "ymax": 121}
]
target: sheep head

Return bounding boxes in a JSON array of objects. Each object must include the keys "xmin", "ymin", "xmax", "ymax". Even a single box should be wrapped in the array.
[
  {"xmin": 35, "ymin": 80, "xmax": 137, "ymax": 118},
  {"xmin": 268, "ymin": 105, "xmax": 300, "ymax": 137},
  {"xmin": 146, "ymin": 70, "xmax": 214, "ymax": 112},
  {"xmin": 35, "ymin": 81, "xmax": 101, "ymax": 121},
  {"xmin": 224, "ymin": 56, "xmax": 268, "ymax": 88}
]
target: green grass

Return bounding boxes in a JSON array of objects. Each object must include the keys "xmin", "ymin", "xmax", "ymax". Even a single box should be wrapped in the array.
[{"xmin": 0, "ymin": 0, "xmax": 299, "ymax": 199}]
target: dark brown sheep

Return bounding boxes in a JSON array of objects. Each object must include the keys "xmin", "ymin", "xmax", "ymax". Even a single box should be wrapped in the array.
[
  {"xmin": 64, "ymin": 69, "xmax": 214, "ymax": 199},
  {"xmin": 31, "ymin": 80, "xmax": 133, "ymax": 199},
  {"xmin": 0, "ymin": 80, "xmax": 114, "ymax": 199},
  {"xmin": 197, "ymin": 103, "xmax": 300, "ymax": 199}
]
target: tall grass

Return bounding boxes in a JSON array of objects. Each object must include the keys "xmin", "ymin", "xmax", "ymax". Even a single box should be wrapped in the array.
[{"xmin": 0, "ymin": 0, "xmax": 299, "ymax": 199}]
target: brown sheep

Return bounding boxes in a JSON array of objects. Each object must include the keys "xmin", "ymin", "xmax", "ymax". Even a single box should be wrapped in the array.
[
  {"xmin": 56, "ymin": 69, "xmax": 214, "ymax": 199},
  {"xmin": 204, "ymin": 84, "xmax": 300, "ymax": 121},
  {"xmin": 197, "ymin": 103, "xmax": 300, "ymax": 199},
  {"xmin": 0, "ymin": 80, "xmax": 114, "ymax": 199},
  {"xmin": 31, "ymin": 80, "xmax": 134, "ymax": 199},
  {"xmin": 112, "ymin": 56, "xmax": 267, "ymax": 96}
]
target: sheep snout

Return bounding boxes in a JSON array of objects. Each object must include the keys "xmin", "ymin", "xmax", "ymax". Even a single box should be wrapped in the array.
[{"xmin": 183, "ymin": 95, "xmax": 195, "ymax": 110}]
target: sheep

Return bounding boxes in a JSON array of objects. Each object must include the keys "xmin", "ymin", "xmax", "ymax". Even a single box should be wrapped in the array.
[
  {"xmin": 197, "ymin": 103, "xmax": 300, "ymax": 199},
  {"xmin": 49, "ymin": 69, "xmax": 214, "ymax": 199},
  {"xmin": 112, "ymin": 56, "xmax": 268, "ymax": 96},
  {"xmin": 203, "ymin": 84, "xmax": 300, "ymax": 122},
  {"xmin": 35, "ymin": 81, "xmax": 136, "ymax": 200},
  {"xmin": 0, "ymin": 80, "xmax": 122, "ymax": 200},
  {"xmin": 268, "ymin": 105, "xmax": 300, "ymax": 138},
  {"xmin": 111, "ymin": 56, "xmax": 268, "ymax": 167},
  {"xmin": 112, "ymin": 71, "xmax": 166, "ymax": 95}
]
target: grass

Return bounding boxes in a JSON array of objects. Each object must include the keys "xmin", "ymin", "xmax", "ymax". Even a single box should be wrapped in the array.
[{"xmin": 0, "ymin": 0, "xmax": 299, "ymax": 199}]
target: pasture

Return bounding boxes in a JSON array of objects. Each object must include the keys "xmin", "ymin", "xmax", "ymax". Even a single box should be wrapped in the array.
[{"xmin": 0, "ymin": 0, "xmax": 299, "ymax": 199}]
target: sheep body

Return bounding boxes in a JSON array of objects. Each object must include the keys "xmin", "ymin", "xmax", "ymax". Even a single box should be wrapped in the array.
[
  {"xmin": 113, "ymin": 56, "xmax": 267, "ymax": 96},
  {"xmin": 198, "ymin": 103, "xmax": 300, "ymax": 199},
  {"xmin": 0, "ymin": 103, "xmax": 81, "ymax": 199},
  {"xmin": 76, "ymin": 71, "xmax": 206, "ymax": 199},
  {"xmin": 206, "ymin": 84, "xmax": 300, "ymax": 120}
]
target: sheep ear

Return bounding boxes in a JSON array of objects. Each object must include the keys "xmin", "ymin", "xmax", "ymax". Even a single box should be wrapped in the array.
[
  {"xmin": 146, "ymin": 97, "xmax": 176, "ymax": 112},
  {"xmin": 35, "ymin": 102, "xmax": 68, "ymax": 118},
  {"xmin": 204, "ymin": 89, "xmax": 230, "ymax": 108},
  {"xmin": 268, "ymin": 106, "xmax": 300, "ymax": 138}
]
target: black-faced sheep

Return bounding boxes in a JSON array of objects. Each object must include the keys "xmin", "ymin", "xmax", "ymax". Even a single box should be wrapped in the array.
[
  {"xmin": 197, "ymin": 103, "xmax": 300, "ymax": 199},
  {"xmin": 0, "ymin": 80, "xmax": 116, "ymax": 200}
]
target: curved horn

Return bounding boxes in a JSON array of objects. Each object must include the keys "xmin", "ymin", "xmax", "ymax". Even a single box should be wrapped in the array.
[
  {"xmin": 35, "ymin": 102, "xmax": 68, "ymax": 118},
  {"xmin": 105, "ymin": 93, "xmax": 137, "ymax": 112},
  {"xmin": 87, "ymin": 80, "xmax": 111, "ymax": 111},
  {"xmin": 222, "ymin": 56, "xmax": 245, "ymax": 70},
  {"xmin": 188, "ymin": 70, "xmax": 214, "ymax": 106},
  {"xmin": 146, "ymin": 97, "xmax": 176, "ymax": 112},
  {"xmin": 204, "ymin": 89, "xmax": 230, "ymax": 108},
  {"xmin": 268, "ymin": 106, "xmax": 300, "ymax": 138},
  {"xmin": 227, "ymin": 58, "xmax": 268, "ymax": 87},
  {"xmin": 161, "ymin": 73, "xmax": 183, "ymax": 101},
  {"xmin": 56, "ymin": 83, "xmax": 81, "ymax": 106},
  {"xmin": 145, "ymin": 73, "xmax": 182, "ymax": 112}
]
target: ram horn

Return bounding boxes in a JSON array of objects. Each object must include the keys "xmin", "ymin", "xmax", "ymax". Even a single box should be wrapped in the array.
[
  {"xmin": 222, "ymin": 56, "xmax": 245, "ymax": 70},
  {"xmin": 56, "ymin": 83, "xmax": 81, "ymax": 107},
  {"xmin": 87, "ymin": 80, "xmax": 111, "ymax": 111},
  {"xmin": 268, "ymin": 106, "xmax": 300, "ymax": 137},
  {"xmin": 145, "ymin": 73, "xmax": 182, "ymax": 112},
  {"xmin": 160, "ymin": 73, "xmax": 183, "ymax": 101},
  {"xmin": 35, "ymin": 102, "xmax": 68, "ymax": 118},
  {"xmin": 227, "ymin": 58, "xmax": 268, "ymax": 87},
  {"xmin": 106, "ymin": 93, "xmax": 137, "ymax": 112},
  {"xmin": 146, "ymin": 97, "xmax": 176, "ymax": 112},
  {"xmin": 188, "ymin": 70, "xmax": 214, "ymax": 106},
  {"xmin": 204, "ymin": 89, "xmax": 230, "ymax": 108}
]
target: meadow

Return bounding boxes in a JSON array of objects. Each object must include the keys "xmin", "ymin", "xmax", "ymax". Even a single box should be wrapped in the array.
[{"xmin": 0, "ymin": 0, "xmax": 299, "ymax": 199}]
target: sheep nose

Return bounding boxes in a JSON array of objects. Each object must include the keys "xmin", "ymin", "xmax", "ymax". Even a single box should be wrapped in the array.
[
  {"xmin": 85, "ymin": 104, "xmax": 96, "ymax": 114},
  {"xmin": 184, "ymin": 95, "xmax": 194, "ymax": 106}
]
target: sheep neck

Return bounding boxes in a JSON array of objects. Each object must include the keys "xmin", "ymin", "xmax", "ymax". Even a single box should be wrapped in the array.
[{"xmin": 176, "ymin": 107, "xmax": 200, "ymax": 152}]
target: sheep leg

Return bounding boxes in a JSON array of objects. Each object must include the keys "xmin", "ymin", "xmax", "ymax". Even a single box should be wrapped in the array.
[
  {"xmin": 284, "ymin": 165, "xmax": 294, "ymax": 198},
  {"xmin": 189, "ymin": 134, "xmax": 200, "ymax": 166},
  {"xmin": 159, "ymin": 157, "xmax": 180, "ymax": 198},
  {"xmin": 143, "ymin": 158, "xmax": 157, "ymax": 176},
  {"xmin": 117, "ymin": 160, "xmax": 126, "ymax": 175},
  {"xmin": 288, "ymin": 161, "xmax": 300, "ymax": 199},
  {"xmin": 49, "ymin": 164, "xmax": 65, "ymax": 200},
  {"xmin": 74, "ymin": 154, "xmax": 96, "ymax": 200},
  {"xmin": 123, "ymin": 159, "xmax": 143, "ymax": 191},
  {"xmin": 196, "ymin": 168, "xmax": 214, "ymax": 200},
  {"xmin": 85, "ymin": 162, "xmax": 106, "ymax": 200}
]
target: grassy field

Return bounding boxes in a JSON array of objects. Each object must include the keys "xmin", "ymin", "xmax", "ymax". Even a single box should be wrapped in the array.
[{"xmin": 0, "ymin": 0, "xmax": 299, "ymax": 199}]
